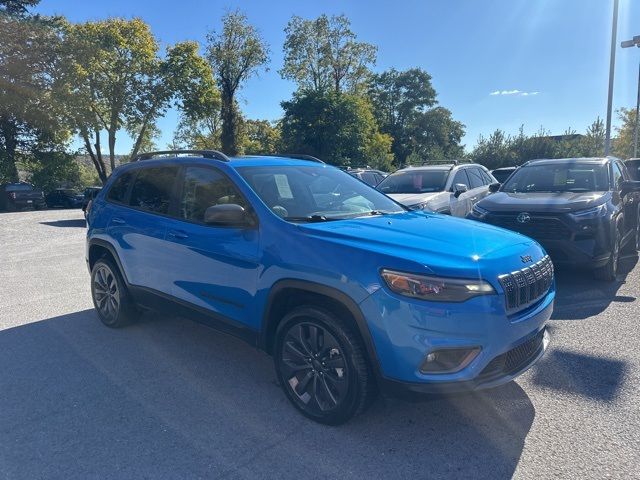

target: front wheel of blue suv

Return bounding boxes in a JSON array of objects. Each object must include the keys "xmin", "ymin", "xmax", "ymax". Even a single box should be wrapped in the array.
[{"xmin": 274, "ymin": 306, "xmax": 377, "ymax": 425}]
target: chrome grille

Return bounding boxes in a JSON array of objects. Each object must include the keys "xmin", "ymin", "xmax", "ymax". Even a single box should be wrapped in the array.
[{"xmin": 499, "ymin": 256, "xmax": 554, "ymax": 312}]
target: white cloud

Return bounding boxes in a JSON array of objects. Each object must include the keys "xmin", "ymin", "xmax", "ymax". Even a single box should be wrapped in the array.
[{"xmin": 490, "ymin": 89, "xmax": 540, "ymax": 97}]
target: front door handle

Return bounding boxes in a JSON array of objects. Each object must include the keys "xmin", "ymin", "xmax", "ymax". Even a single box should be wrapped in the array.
[
  {"xmin": 168, "ymin": 230, "xmax": 189, "ymax": 240},
  {"xmin": 111, "ymin": 217, "xmax": 125, "ymax": 224}
]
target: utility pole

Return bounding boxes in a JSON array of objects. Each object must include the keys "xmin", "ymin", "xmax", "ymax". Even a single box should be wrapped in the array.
[{"xmin": 604, "ymin": 0, "xmax": 619, "ymax": 156}]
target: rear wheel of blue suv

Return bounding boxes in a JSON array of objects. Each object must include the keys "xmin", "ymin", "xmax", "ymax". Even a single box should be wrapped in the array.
[{"xmin": 86, "ymin": 150, "xmax": 555, "ymax": 425}]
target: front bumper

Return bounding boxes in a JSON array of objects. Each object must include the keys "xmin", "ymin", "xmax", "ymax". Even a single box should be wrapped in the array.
[{"xmin": 358, "ymin": 282, "xmax": 554, "ymax": 397}]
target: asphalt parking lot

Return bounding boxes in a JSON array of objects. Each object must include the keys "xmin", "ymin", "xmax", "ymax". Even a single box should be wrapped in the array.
[{"xmin": 1, "ymin": 209, "xmax": 639, "ymax": 479}]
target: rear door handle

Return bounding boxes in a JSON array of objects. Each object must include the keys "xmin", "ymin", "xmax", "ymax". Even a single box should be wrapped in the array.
[
  {"xmin": 111, "ymin": 217, "xmax": 125, "ymax": 224},
  {"xmin": 168, "ymin": 230, "xmax": 189, "ymax": 239}
]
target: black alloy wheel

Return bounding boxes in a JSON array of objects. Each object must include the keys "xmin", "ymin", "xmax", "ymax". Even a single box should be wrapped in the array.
[
  {"xmin": 274, "ymin": 306, "xmax": 376, "ymax": 425},
  {"xmin": 594, "ymin": 229, "xmax": 621, "ymax": 281},
  {"xmin": 91, "ymin": 258, "xmax": 136, "ymax": 327}
]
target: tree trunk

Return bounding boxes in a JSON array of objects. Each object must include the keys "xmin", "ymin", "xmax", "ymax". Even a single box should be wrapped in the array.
[
  {"xmin": 81, "ymin": 129, "xmax": 107, "ymax": 184},
  {"xmin": 0, "ymin": 118, "xmax": 20, "ymax": 182},
  {"xmin": 108, "ymin": 128, "xmax": 116, "ymax": 171},
  {"xmin": 129, "ymin": 108, "xmax": 155, "ymax": 160},
  {"xmin": 220, "ymin": 90, "xmax": 239, "ymax": 156}
]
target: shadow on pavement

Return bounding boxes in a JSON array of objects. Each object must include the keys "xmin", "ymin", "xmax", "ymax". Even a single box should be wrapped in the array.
[
  {"xmin": 530, "ymin": 349, "xmax": 627, "ymax": 402},
  {"xmin": 40, "ymin": 219, "xmax": 86, "ymax": 228},
  {"xmin": 551, "ymin": 255, "xmax": 638, "ymax": 320},
  {"xmin": 0, "ymin": 309, "xmax": 535, "ymax": 479}
]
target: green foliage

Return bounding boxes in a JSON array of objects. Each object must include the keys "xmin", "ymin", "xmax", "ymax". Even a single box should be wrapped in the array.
[
  {"xmin": 23, "ymin": 150, "xmax": 80, "ymax": 192},
  {"xmin": 0, "ymin": 13, "xmax": 67, "ymax": 182},
  {"xmin": 206, "ymin": 10, "xmax": 270, "ymax": 155},
  {"xmin": 369, "ymin": 68, "xmax": 463, "ymax": 165},
  {"xmin": 0, "ymin": 0, "xmax": 39, "ymax": 16},
  {"xmin": 280, "ymin": 90, "xmax": 392, "ymax": 170},
  {"xmin": 281, "ymin": 14, "xmax": 376, "ymax": 94},
  {"xmin": 613, "ymin": 108, "xmax": 638, "ymax": 159},
  {"xmin": 470, "ymin": 119, "xmax": 607, "ymax": 170},
  {"xmin": 242, "ymin": 119, "xmax": 280, "ymax": 155}
]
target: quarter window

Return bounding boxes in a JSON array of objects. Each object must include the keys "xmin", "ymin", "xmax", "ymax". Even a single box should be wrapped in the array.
[
  {"xmin": 179, "ymin": 166, "xmax": 249, "ymax": 223},
  {"xmin": 107, "ymin": 171, "xmax": 134, "ymax": 204},
  {"xmin": 611, "ymin": 162, "xmax": 623, "ymax": 190},
  {"xmin": 129, "ymin": 167, "xmax": 178, "ymax": 214}
]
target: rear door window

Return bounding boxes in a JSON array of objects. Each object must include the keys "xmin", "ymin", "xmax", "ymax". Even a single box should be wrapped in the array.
[{"xmin": 129, "ymin": 167, "xmax": 178, "ymax": 215}]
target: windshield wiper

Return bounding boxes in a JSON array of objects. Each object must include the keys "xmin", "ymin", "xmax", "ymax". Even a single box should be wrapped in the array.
[{"xmin": 285, "ymin": 215, "xmax": 337, "ymax": 223}]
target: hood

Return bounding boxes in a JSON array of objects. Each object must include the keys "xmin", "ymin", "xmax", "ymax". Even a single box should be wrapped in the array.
[
  {"xmin": 297, "ymin": 211, "xmax": 545, "ymax": 278},
  {"xmin": 386, "ymin": 192, "xmax": 441, "ymax": 207},
  {"xmin": 478, "ymin": 191, "xmax": 609, "ymax": 213}
]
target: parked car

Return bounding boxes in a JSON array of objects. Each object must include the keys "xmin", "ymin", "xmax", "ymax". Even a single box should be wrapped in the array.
[
  {"xmin": 491, "ymin": 166, "xmax": 518, "ymax": 184},
  {"xmin": 0, "ymin": 182, "xmax": 46, "ymax": 211},
  {"xmin": 625, "ymin": 158, "xmax": 640, "ymax": 181},
  {"xmin": 376, "ymin": 161, "xmax": 499, "ymax": 217},
  {"xmin": 87, "ymin": 150, "xmax": 553, "ymax": 424},
  {"xmin": 468, "ymin": 157, "xmax": 640, "ymax": 281},
  {"xmin": 46, "ymin": 188, "xmax": 84, "ymax": 209},
  {"xmin": 343, "ymin": 167, "xmax": 388, "ymax": 186},
  {"xmin": 81, "ymin": 187, "xmax": 102, "ymax": 217}
]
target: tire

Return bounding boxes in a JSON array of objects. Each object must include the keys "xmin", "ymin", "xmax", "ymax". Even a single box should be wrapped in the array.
[
  {"xmin": 622, "ymin": 212, "xmax": 640, "ymax": 255},
  {"xmin": 594, "ymin": 228, "xmax": 621, "ymax": 282},
  {"xmin": 90, "ymin": 258, "xmax": 137, "ymax": 328},
  {"xmin": 274, "ymin": 306, "xmax": 377, "ymax": 425}
]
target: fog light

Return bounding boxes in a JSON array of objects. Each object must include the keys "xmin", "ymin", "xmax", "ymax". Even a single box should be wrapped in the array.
[{"xmin": 420, "ymin": 347, "xmax": 481, "ymax": 374}]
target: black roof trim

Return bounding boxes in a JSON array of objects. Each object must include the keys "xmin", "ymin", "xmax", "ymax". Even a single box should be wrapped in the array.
[{"xmin": 131, "ymin": 150, "xmax": 230, "ymax": 162}]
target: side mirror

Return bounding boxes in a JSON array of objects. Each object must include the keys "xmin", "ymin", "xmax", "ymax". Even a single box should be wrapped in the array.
[
  {"xmin": 488, "ymin": 182, "xmax": 501, "ymax": 193},
  {"xmin": 452, "ymin": 183, "xmax": 468, "ymax": 198},
  {"xmin": 204, "ymin": 204, "xmax": 250, "ymax": 226},
  {"xmin": 621, "ymin": 180, "xmax": 640, "ymax": 196}
]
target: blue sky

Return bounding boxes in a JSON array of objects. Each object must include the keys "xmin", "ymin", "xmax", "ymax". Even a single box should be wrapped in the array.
[{"xmin": 36, "ymin": 0, "xmax": 640, "ymax": 155}]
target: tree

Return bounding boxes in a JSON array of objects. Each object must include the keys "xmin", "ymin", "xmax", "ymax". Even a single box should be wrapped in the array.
[
  {"xmin": 59, "ymin": 20, "xmax": 217, "ymax": 183},
  {"xmin": 369, "ymin": 68, "xmax": 464, "ymax": 165},
  {"xmin": 206, "ymin": 10, "xmax": 269, "ymax": 155},
  {"xmin": 281, "ymin": 14, "xmax": 376, "ymax": 93},
  {"xmin": 0, "ymin": 0, "xmax": 39, "ymax": 16},
  {"xmin": 280, "ymin": 90, "xmax": 392, "ymax": 169},
  {"xmin": 0, "ymin": 9, "xmax": 66, "ymax": 183},
  {"xmin": 242, "ymin": 119, "xmax": 280, "ymax": 154},
  {"xmin": 613, "ymin": 107, "xmax": 638, "ymax": 159}
]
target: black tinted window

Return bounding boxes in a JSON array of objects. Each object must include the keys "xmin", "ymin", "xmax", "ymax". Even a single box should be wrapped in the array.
[
  {"xmin": 107, "ymin": 172, "xmax": 134, "ymax": 203},
  {"xmin": 467, "ymin": 168, "xmax": 484, "ymax": 188},
  {"xmin": 179, "ymin": 167, "xmax": 248, "ymax": 223},
  {"xmin": 361, "ymin": 172, "xmax": 378, "ymax": 186},
  {"xmin": 611, "ymin": 162, "xmax": 623, "ymax": 190},
  {"xmin": 129, "ymin": 167, "xmax": 177, "ymax": 214},
  {"xmin": 377, "ymin": 170, "xmax": 448, "ymax": 194},
  {"xmin": 480, "ymin": 169, "xmax": 494, "ymax": 184}
]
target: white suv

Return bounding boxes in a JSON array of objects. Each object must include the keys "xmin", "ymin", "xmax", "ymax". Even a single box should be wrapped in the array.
[{"xmin": 376, "ymin": 161, "xmax": 498, "ymax": 217}]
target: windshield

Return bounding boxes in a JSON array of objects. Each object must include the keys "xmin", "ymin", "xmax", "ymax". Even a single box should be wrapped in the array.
[
  {"xmin": 237, "ymin": 165, "xmax": 405, "ymax": 221},
  {"xmin": 501, "ymin": 163, "xmax": 609, "ymax": 193},
  {"xmin": 376, "ymin": 170, "xmax": 448, "ymax": 194}
]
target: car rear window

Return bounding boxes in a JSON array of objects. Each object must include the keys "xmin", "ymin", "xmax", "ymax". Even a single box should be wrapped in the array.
[{"xmin": 5, "ymin": 184, "xmax": 34, "ymax": 192}]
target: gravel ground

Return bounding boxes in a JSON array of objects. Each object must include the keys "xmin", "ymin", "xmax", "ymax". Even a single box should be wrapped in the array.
[{"xmin": 0, "ymin": 209, "xmax": 638, "ymax": 479}]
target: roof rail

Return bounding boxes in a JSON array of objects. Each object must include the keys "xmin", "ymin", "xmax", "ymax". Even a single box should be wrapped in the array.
[
  {"xmin": 132, "ymin": 150, "xmax": 230, "ymax": 162},
  {"xmin": 266, "ymin": 153, "xmax": 325, "ymax": 164},
  {"xmin": 420, "ymin": 159, "xmax": 460, "ymax": 166}
]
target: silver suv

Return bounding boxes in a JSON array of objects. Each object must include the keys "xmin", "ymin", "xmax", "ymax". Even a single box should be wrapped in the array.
[{"xmin": 376, "ymin": 161, "xmax": 498, "ymax": 217}]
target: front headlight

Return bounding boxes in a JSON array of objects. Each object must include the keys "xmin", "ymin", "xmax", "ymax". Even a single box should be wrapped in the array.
[
  {"xmin": 380, "ymin": 269, "xmax": 495, "ymax": 302},
  {"xmin": 471, "ymin": 204, "xmax": 489, "ymax": 218},
  {"xmin": 569, "ymin": 204, "xmax": 607, "ymax": 219}
]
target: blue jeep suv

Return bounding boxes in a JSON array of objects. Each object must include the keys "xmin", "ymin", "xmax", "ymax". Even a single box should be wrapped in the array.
[{"xmin": 86, "ymin": 150, "xmax": 554, "ymax": 424}]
